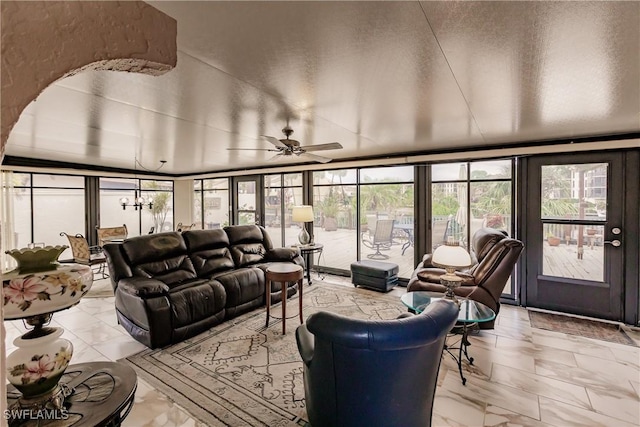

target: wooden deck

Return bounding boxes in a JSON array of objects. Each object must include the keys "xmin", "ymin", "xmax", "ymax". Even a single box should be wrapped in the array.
[{"xmin": 543, "ymin": 241, "xmax": 604, "ymax": 281}]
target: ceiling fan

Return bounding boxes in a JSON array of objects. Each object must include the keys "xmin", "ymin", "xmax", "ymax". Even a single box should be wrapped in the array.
[{"xmin": 227, "ymin": 126, "xmax": 343, "ymax": 163}]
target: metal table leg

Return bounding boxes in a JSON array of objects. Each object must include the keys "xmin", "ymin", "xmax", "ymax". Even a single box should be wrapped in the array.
[{"xmin": 443, "ymin": 322, "xmax": 476, "ymax": 386}]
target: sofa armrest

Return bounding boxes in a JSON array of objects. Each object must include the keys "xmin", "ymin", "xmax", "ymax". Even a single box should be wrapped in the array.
[
  {"xmin": 456, "ymin": 272, "xmax": 476, "ymax": 287},
  {"xmin": 295, "ymin": 324, "xmax": 314, "ymax": 367},
  {"xmin": 415, "ymin": 267, "xmax": 446, "ymax": 283},
  {"xmin": 117, "ymin": 277, "xmax": 170, "ymax": 297},
  {"xmin": 416, "ymin": 268, "xmax": 476, "ymax": 287},
  {"xmin": 266, "ymin": 247, "xmax": 301, "ymax": 261}
]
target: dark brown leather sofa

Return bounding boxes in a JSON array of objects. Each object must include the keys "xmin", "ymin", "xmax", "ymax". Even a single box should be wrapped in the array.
[
  {"xmin": 407, "ymin": 228, "xmax": 523, "ymax": 328},
  {"xmin": 103, "ymin": 225, "xmax": 304, "ymax": 348}
]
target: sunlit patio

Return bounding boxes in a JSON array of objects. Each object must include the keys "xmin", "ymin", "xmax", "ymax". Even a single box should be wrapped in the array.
[
  {"xmin": 267, "ymin": 225, "xmax": 605, "ymax": 284},
  {"xmin": 291, "ymin": 226, "xmax": 416, "ymax": 279},
  {"xmin": 265, "ymin": 225, "xmax": 416, "ymax": 279}
]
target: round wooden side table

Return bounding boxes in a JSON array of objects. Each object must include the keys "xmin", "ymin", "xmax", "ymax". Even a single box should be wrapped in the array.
[{"xmin": 265, "ymin": 263, "xmax": 304, "ymax": 334}]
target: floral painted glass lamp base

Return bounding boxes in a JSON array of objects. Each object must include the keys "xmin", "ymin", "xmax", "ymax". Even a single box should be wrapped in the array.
[
  {"xmin": 6, "ymin": 314, "xmax": 74, "ymax": 410},
  {"xmin": 2, "ymin": 261, "xmax": 93, "ymax": 414}
]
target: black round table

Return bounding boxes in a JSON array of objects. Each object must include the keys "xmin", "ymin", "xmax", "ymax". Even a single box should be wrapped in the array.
[
  {"xmin": 296, "ymin": 243, "xmax": 324, "ymax": 285},
  {"xmin": 6, "ymin": 362, "xmax": 137, "ymax": 426},
  {"xmin": 401, "ymin": 292, "xmax": 495, "ymax": 385}
]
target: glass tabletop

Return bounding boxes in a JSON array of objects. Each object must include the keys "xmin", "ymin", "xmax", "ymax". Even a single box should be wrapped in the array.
[{"xmin": 400, "ymin": 291, "xmax": 496, "ymax": 324}]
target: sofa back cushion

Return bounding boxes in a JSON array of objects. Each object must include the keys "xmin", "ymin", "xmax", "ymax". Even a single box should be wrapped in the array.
[
  {"xmin": 121, "ymin": 232, "xmax": 197, "ymax": 284},
  {"xmin": 225, "ymin": 225, "xmax": 270, "ymax": 267},
  {"xmin": 183, "ymin": 229, "xmax": 235, "ymax": 277}
]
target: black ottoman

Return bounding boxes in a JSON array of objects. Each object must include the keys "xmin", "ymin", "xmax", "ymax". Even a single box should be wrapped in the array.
[{"xmin": 350, "ymin": 260, "xmax": 399, "ymax": 292}]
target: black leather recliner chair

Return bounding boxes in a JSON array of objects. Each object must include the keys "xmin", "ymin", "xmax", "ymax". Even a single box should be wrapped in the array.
[
  {"xmin": 408, "ymin": 228, "xmax": 524, "ymax": 328},
  {"xmin": 295, "ymin": 300, "xmax": 459, "ymax": 427}
]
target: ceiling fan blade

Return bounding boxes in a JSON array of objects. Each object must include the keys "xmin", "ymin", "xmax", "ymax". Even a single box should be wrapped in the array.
[
  {"xmin": 299, "ymin": 142, "xmax": 343, "ymax": 152},
  {"xmin": 301, "ymin": 152, "xmax": 333, "ymax": 163},
  {"xmin": 267, "ymin": 152, "xmax": 283, "ymax": 162},
  {"xmin": 226, "ymin": 148, "xmax": 278, "ymax": 151},
  {"xmin": 261, "ymin": 135, "xmax": 288, "ymax": 148}
]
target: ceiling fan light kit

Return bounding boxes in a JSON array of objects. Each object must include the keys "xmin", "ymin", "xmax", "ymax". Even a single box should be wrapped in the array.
[{"xmin": 227, "ymin": 126, "xmax": 343, "ymax": 163}]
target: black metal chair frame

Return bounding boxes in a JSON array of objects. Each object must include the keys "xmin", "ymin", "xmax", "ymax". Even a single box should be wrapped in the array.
[{"xmin": 362, "ymin": 219, "xmax": 395, "ymax": 259}]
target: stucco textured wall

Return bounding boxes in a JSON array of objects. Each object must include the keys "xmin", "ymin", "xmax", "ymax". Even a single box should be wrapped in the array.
[
  {"xmin": 0, "ymin": 2, "xmax": 176, "ymax": 423},
  {"xmin": 0, "ymin": 0, "xmax": 177, "ymax": 154}
]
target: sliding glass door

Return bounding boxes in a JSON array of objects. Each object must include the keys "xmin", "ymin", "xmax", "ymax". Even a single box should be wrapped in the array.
[{"xmin": 431, "ymin": 160, "xmax": 515, "ymax": 297}]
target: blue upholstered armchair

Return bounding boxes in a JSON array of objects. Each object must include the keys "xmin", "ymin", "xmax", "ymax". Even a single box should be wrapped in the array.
[{"xmin": 295, "ymin": 299, "xmax": 459, "ymax": 427}]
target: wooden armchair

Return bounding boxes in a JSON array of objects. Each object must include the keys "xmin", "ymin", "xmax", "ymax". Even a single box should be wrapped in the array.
[
  {"xmin": 59, "ymin": 232, "xmax": 109, "ymax": 279},
  {"xmin": 96, "ymin": 224, "xmax": 128, "ymax": 246},
  {"xmin": 176, "ymin": 222, "xmax": 196, "ymax": 232}
]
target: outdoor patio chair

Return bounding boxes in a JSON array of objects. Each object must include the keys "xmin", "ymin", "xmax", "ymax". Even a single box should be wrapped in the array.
[
  {"xmin": 362, "ymin": 219, "xmax": 395, "ymax": 259},
  {"xmin": 95, "ymin": 224, "xmax": 128, "ymax": 246},
  {"xmin": 59, "ymin": 232, "xmax": 109, "ymax": 279},
  {"xmin": 176, "ymin": 222, "xmax": 196, "ymax": 232}
]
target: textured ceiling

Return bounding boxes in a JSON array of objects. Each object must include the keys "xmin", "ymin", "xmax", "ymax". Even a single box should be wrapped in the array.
[{"xmin": 5, "ymin": 1, "xmax": 640, "ymax": 175}]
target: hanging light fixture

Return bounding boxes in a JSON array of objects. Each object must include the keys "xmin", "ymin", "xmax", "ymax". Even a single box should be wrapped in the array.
[
  {"xmin": 119, "ymin": 158, "xmax": 166, "ymax": 210},
  {"xmin": 120, "ymin": 189, "xmax": 153, "ymax": 210}
]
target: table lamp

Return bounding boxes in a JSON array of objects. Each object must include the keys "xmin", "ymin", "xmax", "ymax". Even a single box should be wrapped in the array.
[
  {"xmin": 292, "ymin": 205, "xmax": 314, "ymax": 245},
  {"xmin": 431, "ymin": 237, "xmax": 472, "ymax": 303}
]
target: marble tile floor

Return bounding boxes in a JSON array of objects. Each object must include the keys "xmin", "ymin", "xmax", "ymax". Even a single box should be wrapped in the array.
[{"xmin": 4, "ymin": 276, "xmax": 639, "ymax": 427}]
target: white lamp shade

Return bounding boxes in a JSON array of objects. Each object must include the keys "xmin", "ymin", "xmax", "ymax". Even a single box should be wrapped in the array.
[
  {"xmin": 292, "ymin": 205, "xmax": 314, "ymax": 222},
  {"xmin": 432, "ymin": 243, "xmax": 472, "ymax": 269}
]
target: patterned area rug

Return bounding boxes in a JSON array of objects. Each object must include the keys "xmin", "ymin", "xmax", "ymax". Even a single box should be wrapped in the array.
[
  {"xmin": 529, "ymin": 311, "xmax": 637, "ymax": 347},
  {"xmin": 121, "ymin": 282, "xmax": 405, "ymax": 426}
]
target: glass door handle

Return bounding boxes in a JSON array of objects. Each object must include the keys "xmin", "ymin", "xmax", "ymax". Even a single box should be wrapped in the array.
[{"xmin": 604, "ymin": 239, "xmax": 621, "ymax": 247}]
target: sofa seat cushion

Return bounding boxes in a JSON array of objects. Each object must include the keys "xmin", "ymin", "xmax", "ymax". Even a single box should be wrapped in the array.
[
  {"xmin": 168, "ymin": 279, "xmax": 226, "ymax": 328},
  {"xmin": 214, "ymin": 268, "xmax": 264, "ymax": 309}
]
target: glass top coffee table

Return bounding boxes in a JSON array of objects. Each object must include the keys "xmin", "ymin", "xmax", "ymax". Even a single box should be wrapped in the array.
[{"xmin": 401, "ymin": 291, "xmax": 496, "ymax": 385}]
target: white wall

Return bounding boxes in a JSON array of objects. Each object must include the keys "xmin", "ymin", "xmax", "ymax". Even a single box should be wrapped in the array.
[{"xmin": 173, "ymin": 178, "xmax": 194, "ymax": 228}]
